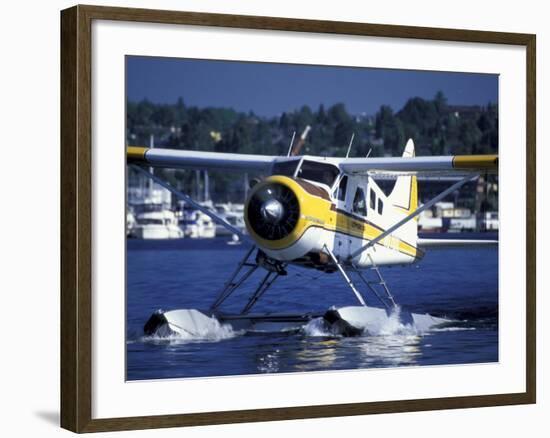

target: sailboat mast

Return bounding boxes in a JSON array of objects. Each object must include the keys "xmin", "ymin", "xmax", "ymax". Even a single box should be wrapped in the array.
[
  {"xmin": 148, "ymin": 134, "xmax": 154, "ymax": 198},
  {"xmin": 204, "ymin": 170, "xmax": 210, "ymax": 202}
]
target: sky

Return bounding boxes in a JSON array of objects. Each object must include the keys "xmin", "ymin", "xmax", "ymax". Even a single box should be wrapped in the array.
[{"xmin": 126, "ymin": 56, "xmax": 498, "ymax": 117}]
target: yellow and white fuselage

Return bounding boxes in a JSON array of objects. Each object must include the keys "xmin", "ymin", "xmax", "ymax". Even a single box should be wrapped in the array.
[{"xmin": 244, "ymin": 173, "xmax": 421, "ymax": 270}]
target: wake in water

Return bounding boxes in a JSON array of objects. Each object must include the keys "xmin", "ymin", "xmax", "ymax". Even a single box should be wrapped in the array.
[
  {"xmin": 303, "ymin": 306, "xmax": 423, "ymax": 338},
  {"xmin": 378, "ymin": 306, "xmax": 420, "ymax": 336},
  {"xmin": 132, "ymin": 305, "xmax": 483, "ymax": 346},
  {"xmin": 138, "ymin": 315, "xmax": 243, "ymax": 344}
]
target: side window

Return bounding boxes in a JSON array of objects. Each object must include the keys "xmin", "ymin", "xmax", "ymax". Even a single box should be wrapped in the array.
[
  {"xmin": 352, "ymin": 188, "xmax": 367, "ymax": 217},
  {"xmin": 378, "ymin": 198, "xmax": 384, "ymax": 215},
  {"xmin": 337, "ymin": 175, "xmax": 348, "ymax": 202},
  {"xmin": 369, "ymin": 189, "xmax": 376, "ymax": 210}
]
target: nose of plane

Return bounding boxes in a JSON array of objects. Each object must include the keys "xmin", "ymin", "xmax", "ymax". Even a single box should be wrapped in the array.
[
  {"xmin": 260, "ymin": 198, "xmax": 284, "ymax": 223},
  {"xmin": 245, "ymin": 179, "xmax": 300, "ymax": 241}
]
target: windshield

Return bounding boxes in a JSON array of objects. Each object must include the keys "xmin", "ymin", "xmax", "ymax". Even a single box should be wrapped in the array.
[
  {"xmin": 297, "ymin": 160, "xmax": 339, "ymax": 187},
  {"xmin": 272, "ymin": 159, "xmax": 300, "ymax": 177}
]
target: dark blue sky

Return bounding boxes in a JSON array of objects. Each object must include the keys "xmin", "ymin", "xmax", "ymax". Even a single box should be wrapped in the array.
[{"xmin": 126, "ymin": 56, "xmax": 498, "ymax": 117}]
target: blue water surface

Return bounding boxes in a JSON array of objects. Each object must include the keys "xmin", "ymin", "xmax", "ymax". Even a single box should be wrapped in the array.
[{"xmin": 126, "ymin": 238, "xmax": 498, "ymax": 380}]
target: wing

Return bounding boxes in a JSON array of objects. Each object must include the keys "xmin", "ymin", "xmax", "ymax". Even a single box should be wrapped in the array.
[
  {"xmin": 336, "ymin": 139, "xmax": 498, "ymax": 176},
  {"xmin": 128, "ymin": 146, "xmax": 281, "ymax": 172},
  {"xmin": 338, "ymin": 155, "xmax": 498, "ymax": 176},
  {"xmin": 128, "ymin": 141, "xmax": 498, "ymax": 176}
]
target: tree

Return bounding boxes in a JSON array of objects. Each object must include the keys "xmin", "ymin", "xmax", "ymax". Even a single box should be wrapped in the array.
[
  {"xmin": 328, "ymin": 103, "xmax": 350, "ymax": 126},
  {"xmin": 375, "ymin": 105, "xmax": 394, "ymax": 139},
  {"xmin": 316, "ymin": 104, "xmax": 327, "ymax": 124},
  {"xmin": 434, "ymin": 90, "xmax": 448, "ymax": 113}
]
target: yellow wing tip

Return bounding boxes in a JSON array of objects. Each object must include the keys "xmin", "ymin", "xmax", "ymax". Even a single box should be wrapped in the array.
[
  {"xmin": 452, "ymin": 154, "xmax": 498, "ymax": 170},
  {"xmin": 127, "ymin": 146, "xmax": 149, "ymax": 162}
]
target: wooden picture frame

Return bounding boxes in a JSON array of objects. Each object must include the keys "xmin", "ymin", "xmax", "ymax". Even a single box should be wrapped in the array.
[{"xmin": 60, "ymin": 4, "xmax": 536, "ymax": 433}]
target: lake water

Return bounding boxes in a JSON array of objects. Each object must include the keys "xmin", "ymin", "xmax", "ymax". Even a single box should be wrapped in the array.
[{"xmin": 126, "ymin": 238, "xmax": 498, "ymax": 380}]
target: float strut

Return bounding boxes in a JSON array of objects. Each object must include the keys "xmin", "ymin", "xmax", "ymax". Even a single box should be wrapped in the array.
[{"xmin": 323, "ymin": 245, "xmax": 367, "ymax": 307}]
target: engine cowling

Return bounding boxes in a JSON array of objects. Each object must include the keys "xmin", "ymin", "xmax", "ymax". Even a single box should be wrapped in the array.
[
  {"xmin": 244, "ymin": 175, "xmax": 331, "ymax": 262},
  {"xmin": 246, "ymin": 181, "xmax": 300, "ymax": 241}
]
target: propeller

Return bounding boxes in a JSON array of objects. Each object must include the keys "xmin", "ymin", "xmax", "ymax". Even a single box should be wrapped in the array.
[{"xmin": 247, "ymin": 183, "xmax": 300, "ymax": 240}]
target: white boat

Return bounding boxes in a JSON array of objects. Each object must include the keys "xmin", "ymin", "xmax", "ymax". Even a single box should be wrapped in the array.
[
  {"xmin": 179, "ymin": 206, "xmax": 216, "ymax": 238},
  {"xmin": 126, "ymin": 209, "xmax": 136, "ymax": 237},
  {"xmin": 226, "ymin": 234, "xmax": 242, "ymax": 245},
  {"xmin": 480, "ymin": 211, "xmax": 499, "ymax": 231},
  {"xmin": 418, "ymin": 210, "xmax": 442, "ymax": 231},
  {"xmin": 132, "ymin": 203, "xmax": 184, "ymax": 239},
  {"xmin": 214, "ymin": 203, "xmax": 246, "ymax": 236},
  {"xmin": 419, "ymin": 201, "xmax": 486, "ymax": 232}
]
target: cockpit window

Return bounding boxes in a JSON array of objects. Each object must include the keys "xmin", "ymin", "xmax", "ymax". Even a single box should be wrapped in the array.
[
  {"xmin": 378, "ymin": 198, "xmax": 384, "ymax": 215},
  {"xmin": 352, "ymin": 188, "xmax": 367, "ymax": 217},
  {"xmin": 337, "ymin": 175, "xmax": 348, "ymax": 201},
  {"xmin": 369, "ymin": 189, "xmax": 376, "ymax": 210},
  {"xmin": 272, "ymin": 160, "xmax": 300, "ymax": 177},
  {"xmin": 296, "ymin": 160, "xmax": 339, "ymax": 187}
]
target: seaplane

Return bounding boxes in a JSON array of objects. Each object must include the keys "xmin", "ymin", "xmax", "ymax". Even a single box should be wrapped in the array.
[{"xmin": 127, "ymin": 137, "xmax": 498, "ymax": 338}]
